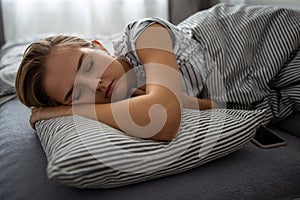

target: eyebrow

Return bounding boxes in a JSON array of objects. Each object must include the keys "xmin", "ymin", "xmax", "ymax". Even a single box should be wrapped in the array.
[{"xmin": 63, "ymin": 53, "xmax": 85, "ymax": 103}]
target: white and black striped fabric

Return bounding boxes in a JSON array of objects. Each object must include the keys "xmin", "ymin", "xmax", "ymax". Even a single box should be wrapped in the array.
[
  {"xmin": 36, "ymin": 108, "xmax": 265, "ymax": 188},
  {"xmin": 114, "ymin": 3, "xmax": 300, "ymax": 124},
  {"xmin": 177, "ymin": 4, "xmax": 300, "ymax": 124}
]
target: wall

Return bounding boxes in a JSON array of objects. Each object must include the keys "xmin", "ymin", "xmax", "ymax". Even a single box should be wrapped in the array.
[
  {"xmin": 1, "ymin": 0, "xmax": 168, "ymax": 42},
  {"xmin": 221, "ymin": 0, "xmax": 300, "ymax": 9},
  {"xmin": 168, "ymin": 0, "xmax": 220, "ymax": 24}
]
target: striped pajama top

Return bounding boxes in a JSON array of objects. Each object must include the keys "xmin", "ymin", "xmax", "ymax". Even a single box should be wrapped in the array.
[{"xmin": 112, "ymin": 17, "xmax": 206, "ymax": 98}]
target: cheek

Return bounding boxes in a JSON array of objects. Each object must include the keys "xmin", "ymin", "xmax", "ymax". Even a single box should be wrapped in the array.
[
  {"xmin": 92, "ymin": 54, "xmax": 117, "ymax": 77},
  {"xmin": 104, "ymin": 59, "xmax": 125, "ymax": 77},
  {"xmin": 111, "ymin": 78, "xmax": 129, "ymax": 102}
]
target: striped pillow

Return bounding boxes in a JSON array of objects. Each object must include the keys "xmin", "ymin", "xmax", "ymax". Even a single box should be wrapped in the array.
[{"xmin": 35, "ymin": 108, "xmax": 265, "ymax": 188}]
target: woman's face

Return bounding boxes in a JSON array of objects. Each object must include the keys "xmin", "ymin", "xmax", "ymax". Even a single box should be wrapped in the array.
[{"xmin": 43, "ymin": 47, "xmax": 133, "ymax": 105}]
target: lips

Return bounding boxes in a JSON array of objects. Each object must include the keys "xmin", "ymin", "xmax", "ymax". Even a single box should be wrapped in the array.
[{"xmin": 105, "ymin": 80, "xmax": 114, "ymax": 99}]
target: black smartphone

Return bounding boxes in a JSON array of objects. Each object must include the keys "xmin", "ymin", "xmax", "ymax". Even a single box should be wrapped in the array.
[{"xmin": 251, "ymin": 125, "xmax": 287, "ymax": 149}]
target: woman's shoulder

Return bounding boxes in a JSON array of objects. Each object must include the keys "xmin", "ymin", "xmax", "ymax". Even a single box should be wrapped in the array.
[
  {"xmin": 114, "ymin": 17, "xmax": 189, "ymax": 51},
  {"xmin": 113, "ymin": 17, "xmax": 176, "ymax": 54}
]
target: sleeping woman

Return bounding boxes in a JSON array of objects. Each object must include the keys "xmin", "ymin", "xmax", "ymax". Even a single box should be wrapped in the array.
[{"xmin": 15, "ymin": 4, "xmax": 300, "ymax": 141}]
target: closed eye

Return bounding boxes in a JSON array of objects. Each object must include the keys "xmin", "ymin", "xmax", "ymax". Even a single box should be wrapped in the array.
[
  {"xmin": 74, "ymin": 89, "xmax": 81, "ymax": 101},
  {"xmin": 85, "ymin": 60, "xmax": 94, "ymax": 73}
]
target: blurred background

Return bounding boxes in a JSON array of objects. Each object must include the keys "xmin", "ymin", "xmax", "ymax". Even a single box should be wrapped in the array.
[
  {"xmin": 1, "ymin": 0, "xmax": 168, "ymax": 41},
  {"xmin": 0, "ymin": 0, "xmax": 300, "ymax": 45}
]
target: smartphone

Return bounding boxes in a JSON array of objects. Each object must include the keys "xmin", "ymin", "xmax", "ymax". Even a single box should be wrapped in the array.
[{"xmin": 251, "ymin": 125, "xmax": 287, "ymax": 149}]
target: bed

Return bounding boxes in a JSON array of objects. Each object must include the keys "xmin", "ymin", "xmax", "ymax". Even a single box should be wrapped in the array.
[{"xmin": 1, "ymin": 2, "xmax": 300, "ymax": 200}]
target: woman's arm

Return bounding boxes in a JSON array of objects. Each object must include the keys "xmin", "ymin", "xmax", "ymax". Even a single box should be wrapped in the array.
[
  {"xmin": 182, "ymin": 93, "xmax": 219, "ymax": 110},
  {"xmin": 131, "ymin": 87, "xmax": 218, "ymax": 110},
  {"xmin": 31, "ymin": 23, "xmax": 183, "ymax": 141},
  {"xmin": 30, "ymin": 93, "xmax": 217, "ymax": 130}
]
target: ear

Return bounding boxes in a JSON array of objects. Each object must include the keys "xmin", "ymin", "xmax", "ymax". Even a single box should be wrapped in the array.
[
  {"xmin": 91, "ymin": 40, "xmax": 101, "ymax": 46},
  {"xmin": 92, "ymin": 40, "xmax": 110, "ymax": 54}
]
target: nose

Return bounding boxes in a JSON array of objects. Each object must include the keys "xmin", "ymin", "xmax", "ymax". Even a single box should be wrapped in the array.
[{"xmin": 75, "ymin": 76, "xmax": 107, "ymax": 96}]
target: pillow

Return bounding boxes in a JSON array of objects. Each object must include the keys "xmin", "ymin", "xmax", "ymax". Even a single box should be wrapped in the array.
[{"xmin": 35, "ymin": 108, "xmax": 265, "ymax": 189}]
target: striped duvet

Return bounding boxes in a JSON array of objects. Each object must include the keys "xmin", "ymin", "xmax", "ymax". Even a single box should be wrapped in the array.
[{"xmin": 178, "ymin": 3, "xmax": 300, "ymax": 124}]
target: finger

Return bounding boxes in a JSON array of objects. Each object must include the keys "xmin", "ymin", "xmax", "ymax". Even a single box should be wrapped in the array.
[
  {"xmin": 31, "ymin": 123, "xmax": 36, "ymax": 130},
  {"xmin": 29, "ymin": 111, "xmax": 39, "ymax": 130},
  {"xmin": 29, "ymin": 116, "xmax": 36, "ymax": 130},
  {"xmin": 211, "ymin": 100, "xmax": 219, "ymax": 109},
  {"xmin": 31, "ymin": 107, "xmax": 39, "ymax": 114}
]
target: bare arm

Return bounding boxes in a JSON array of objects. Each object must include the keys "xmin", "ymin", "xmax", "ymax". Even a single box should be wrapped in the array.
[{"xmin": 31, "ymin": 23, "xmax": 182, "ymax": 141}]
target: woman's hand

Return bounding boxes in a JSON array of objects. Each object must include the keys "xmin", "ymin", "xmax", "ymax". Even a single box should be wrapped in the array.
[
  {"xmin": 182, "ymin": 93, "xmax": 219, "ymax": 110},
  {"xmin": 30, "ymin": 106, "xmax": 72, "ymax": 129}
]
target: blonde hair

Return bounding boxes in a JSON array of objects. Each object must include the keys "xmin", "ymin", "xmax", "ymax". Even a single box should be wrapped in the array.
[{"xmin": 15, "ymin": 35, "xmax": 93, "ymax": 107}]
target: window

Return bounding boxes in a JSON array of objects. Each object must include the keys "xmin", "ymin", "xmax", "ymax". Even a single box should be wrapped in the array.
[{"xmin": 2, "ymin": 0, "xmax": 168, "ymax": 41}]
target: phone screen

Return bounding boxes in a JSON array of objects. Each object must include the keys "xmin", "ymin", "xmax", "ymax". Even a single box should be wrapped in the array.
[{"xmin": 252, "ymin": 126, "xmax": 286, "ymax": 148}]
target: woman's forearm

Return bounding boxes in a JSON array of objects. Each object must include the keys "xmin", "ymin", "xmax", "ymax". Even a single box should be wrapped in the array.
[
  {"xmin": 197, "ymin": 99, "xmax": 217, "ymax": 110},
  {"xmin": 71, "ymin": 90, "xmax": 181, "ymax": 140},
  {"xmin": 30, "ymin": 106, "xmax": 72, "ymax": 129}
]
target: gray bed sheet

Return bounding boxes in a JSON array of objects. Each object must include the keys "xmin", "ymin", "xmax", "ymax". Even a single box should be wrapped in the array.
[{"xmin": 1, "ymin": 98, "xmax": 299, "ymax": 200}]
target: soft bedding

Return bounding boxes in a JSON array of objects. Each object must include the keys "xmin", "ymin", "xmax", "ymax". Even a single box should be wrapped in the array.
[
  {"xmin": 178, "ymin": 4, "xmax": 300, "ymax": 124},
  {"xmin": 36, "ymin": 108, "xmax": 265, "ymax": 188},
  {"xmin": 1, "ymin": 99, "xmax": 300, "ymax": 199},
  {"xmin": 0, "ymin": 3, "xmax": 300, "ymax": 191}
]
